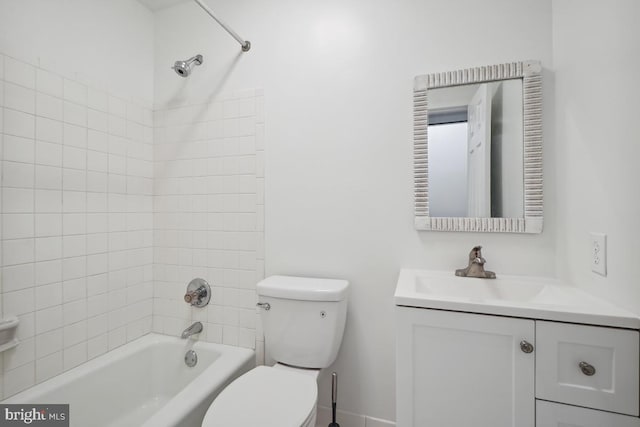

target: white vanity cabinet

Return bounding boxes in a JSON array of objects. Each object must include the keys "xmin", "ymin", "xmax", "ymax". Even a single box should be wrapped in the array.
[
  {"xmin": 396, "ymin": 306, "xmax": 640, "ymax": 427},
  {"xmin": 396, "ymin": 307, "xmax": 535, "ymax": 427},
  {"xmin": 394, "ymin": 270, "xmax": 640, "ymax": 427}
]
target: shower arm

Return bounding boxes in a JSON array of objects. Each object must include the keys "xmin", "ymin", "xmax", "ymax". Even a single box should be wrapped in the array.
[{"xmin": 193, "ymin": 0, "xmax": 251, "ymax": 52}]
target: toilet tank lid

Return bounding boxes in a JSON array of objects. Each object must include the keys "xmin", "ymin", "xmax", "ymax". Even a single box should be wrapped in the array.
[{"xmin": 257, "ymin": 275, "xmax": 349, "ymax": 302}]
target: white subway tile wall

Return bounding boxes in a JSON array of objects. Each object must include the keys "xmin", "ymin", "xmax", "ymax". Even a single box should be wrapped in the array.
[
  {"xmin": 0, "ymin": 54, "xmax": 154, "ymax": 399},
  {"xmin": 152, "ymin": 89, "xmax": 265, "ymax": 360}
]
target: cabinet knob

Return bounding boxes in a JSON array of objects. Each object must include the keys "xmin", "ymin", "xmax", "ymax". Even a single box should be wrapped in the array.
[
  {"xmin": 579, "ymin": 361, "xmax": 596, "ymax": 376},
  {"xmin": 519, "ymin": 340, "xmax": 534, "ymax": 353}
]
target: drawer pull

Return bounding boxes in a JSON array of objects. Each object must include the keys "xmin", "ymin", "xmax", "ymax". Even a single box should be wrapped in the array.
[
  {"xmin": 520, "ymin": 340, "xmax": 534, "ymax": 353},
  {"xmin": 579, "ymin": 361, "xmax": 596, "ymax": 376}
]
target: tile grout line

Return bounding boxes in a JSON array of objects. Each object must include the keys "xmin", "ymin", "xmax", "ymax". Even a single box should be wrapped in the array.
[
  {"xmin": 1, "ymin": 55, "xmax": 5, "ymax": 399},
  {"xmin": 31, "ymin": 64, "xmax": 37, "ymax": 387}
]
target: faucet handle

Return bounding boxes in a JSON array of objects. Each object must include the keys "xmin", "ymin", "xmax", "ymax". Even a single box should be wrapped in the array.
[
  {"xmin": 455, "ymin": 245, "xmax": 496, "ymax": 279},
  {"xmin": 184, "ymin": 278, "xmax": 211, "ymax": 308},
  {"xmin": 184, "ymin": 289, "xmax": 202, "ymax": 304}
]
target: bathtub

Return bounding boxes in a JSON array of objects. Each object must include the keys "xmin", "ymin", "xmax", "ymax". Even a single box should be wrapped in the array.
[{"xmin": 3, "ymin": 333, "xmax": 254, "ymax": 427}]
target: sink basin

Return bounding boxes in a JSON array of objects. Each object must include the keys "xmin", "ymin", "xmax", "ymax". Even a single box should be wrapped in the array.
[
  {"xmin": 415, "ymin": 275, "xmax": 546, "ymax": 302},
  {"xmin": 394, "ymin": 269, "xmax": 640, "ymax": 329}
]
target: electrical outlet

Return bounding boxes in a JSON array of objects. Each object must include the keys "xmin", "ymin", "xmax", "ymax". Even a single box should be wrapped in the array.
[{"xmin": 590, "ymin": 232, "xmax": 607, "ymax": 276}]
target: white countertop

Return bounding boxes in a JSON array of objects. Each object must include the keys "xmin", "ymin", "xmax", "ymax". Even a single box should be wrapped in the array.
[{"xmin": 394, "ymin": 269, "xmax": 640, "ymax": 329}]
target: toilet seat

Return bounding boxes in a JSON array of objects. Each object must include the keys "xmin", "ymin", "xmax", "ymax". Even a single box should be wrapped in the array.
[{"xmin": 202, "ymin": 366, "xmax": 318, "ymax": 427}]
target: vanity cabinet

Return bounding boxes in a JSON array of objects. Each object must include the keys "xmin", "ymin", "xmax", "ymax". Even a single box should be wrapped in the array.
[{"xmin": 396, "ymin": 307, "xmax": 640, "ymax": 427}]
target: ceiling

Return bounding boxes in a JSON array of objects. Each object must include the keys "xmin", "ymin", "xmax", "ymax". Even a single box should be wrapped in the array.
[{"xmin": 137, "ymin": 0, "xmax": 191, "ymax": 12}]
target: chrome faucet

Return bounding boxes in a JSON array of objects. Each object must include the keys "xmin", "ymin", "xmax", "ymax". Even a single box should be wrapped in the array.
[
  {"xmin": 181, "ymin": 322, "xmax": 203, "ymax": 339},
  {"xmin": 455, "ymin": 246, "xmax": 496, "ymax": 279}
]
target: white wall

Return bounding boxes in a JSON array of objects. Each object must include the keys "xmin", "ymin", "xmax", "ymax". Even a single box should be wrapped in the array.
[
  {"xmin": 0, "ymin": 0, "xmax": 154, "ymax": 104},
  {"xmin": 553, "ymin": 0, "xmax": 640, "ymax": 315},
  {"xmin": 0, "ymin": 0, "xmax": 155, "ymax": 399},
  {"xmin": 155, "ymin": 0, "xmax": 554, "ymax": 421}
]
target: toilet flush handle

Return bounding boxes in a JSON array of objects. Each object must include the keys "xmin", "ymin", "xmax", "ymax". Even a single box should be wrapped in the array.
[{"xmin": 256, "ymin": 302, "xmax": 271, "ymax": 311}]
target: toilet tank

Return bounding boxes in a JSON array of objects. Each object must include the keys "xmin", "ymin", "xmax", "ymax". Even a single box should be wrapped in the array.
[{"xmin": 257, "ymin": 276, "xmax": 349, "ymax": 369}]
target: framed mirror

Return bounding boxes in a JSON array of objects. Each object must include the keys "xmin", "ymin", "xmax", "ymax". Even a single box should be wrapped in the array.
[{"xmin": 413, "ymin": 60, "xmax": 543, "ymax": 233}]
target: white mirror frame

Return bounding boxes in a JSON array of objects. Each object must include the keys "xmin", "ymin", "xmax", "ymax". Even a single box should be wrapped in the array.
[{"xmin": 413, "ymin": 60, "xmax": 543, "ymax": 233}]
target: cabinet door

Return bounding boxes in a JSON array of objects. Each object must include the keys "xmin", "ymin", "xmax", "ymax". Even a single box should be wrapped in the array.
[
  {"xmin": 536, "ymin": 400, "xmax": 640, "ymax": 427},
  {"xmin": 396, "ymin": 307, "xmax": 535, "ymax": 427}
]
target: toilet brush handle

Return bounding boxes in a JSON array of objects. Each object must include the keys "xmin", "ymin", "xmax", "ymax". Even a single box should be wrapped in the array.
[
  {"xmin": 329, "ymin": 372, "xmax": 340, "ymax": 426},
  {"xmin": 332, "ymin": 372, "xmax": 338, "ymax": 403}
]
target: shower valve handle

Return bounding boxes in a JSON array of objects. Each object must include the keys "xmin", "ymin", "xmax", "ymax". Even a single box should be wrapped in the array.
[
  {"xmin": 184, "ymin": 278, "xmax": 211, "ymax": 308},
  {"xmin": 184, "ymin": 290, "xmax": 202, "ymax": 304}
]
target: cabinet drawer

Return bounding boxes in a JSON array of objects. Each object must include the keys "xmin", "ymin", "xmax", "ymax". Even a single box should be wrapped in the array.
[
  {"xmin": 536, "ymin": 321, "xmax": 639, "ymax": 416},
  {"xmin": 536, "ymin": 400, "xmax": 640, "ymax": 427}
]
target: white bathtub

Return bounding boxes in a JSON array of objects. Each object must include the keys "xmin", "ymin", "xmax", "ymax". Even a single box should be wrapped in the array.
[{"xmin": 3, "ymin": 333, "xmax": 254, "ymax": 427}]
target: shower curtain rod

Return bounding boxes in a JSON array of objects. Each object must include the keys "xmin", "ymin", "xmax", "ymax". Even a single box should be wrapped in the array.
[{"xmin": 193, "ymin": 0, "xmax": 251, "ymax": 52}]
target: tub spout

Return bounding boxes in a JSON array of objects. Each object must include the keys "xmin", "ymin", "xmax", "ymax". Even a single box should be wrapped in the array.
[{"xmin": 181, "ymin": 322, "xmax": 203, "ymax": 339}]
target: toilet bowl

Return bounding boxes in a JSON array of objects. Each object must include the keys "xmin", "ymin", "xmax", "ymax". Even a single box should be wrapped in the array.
[{"xmin": 201, "ymin": 275, "xmax": 349, "ymax": 427}]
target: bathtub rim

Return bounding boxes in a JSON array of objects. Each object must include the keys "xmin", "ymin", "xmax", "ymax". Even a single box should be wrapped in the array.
[
  {"xmin": 3, "ymin": 333, "xmax": 255, "ymax": 427},
  {"xmin": 143, "ymin": 335, "xmax": 255, "ymax": 427}
]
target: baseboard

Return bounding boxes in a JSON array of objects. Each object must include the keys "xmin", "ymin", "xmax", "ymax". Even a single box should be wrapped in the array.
[{"xmin": 315, "ymin": 406, "xmax": 395, "ymax": 427}]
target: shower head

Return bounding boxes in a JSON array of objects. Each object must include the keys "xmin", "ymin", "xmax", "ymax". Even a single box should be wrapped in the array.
[{"xmin": 172, "ymin": 54, "xmax": 203, "ymax": 78}]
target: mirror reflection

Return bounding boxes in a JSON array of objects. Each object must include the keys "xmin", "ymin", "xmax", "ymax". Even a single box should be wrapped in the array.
[{"xmin": 427, "ymin": 79, "xmax": 524, "ymax": 218}]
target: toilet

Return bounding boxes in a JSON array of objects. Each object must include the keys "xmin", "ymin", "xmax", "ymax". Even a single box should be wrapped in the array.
[{"xmin": 201, "ymin": 275, "xmax": 349, "ymax": 427}]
